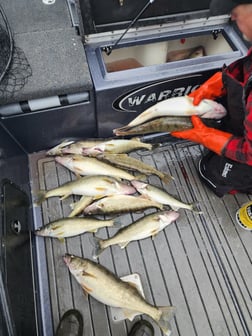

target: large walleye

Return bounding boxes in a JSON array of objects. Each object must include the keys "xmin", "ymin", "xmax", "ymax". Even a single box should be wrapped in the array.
[
  {"xmin": 83, "ymin": 195, "xmax": 163, "ymax": 215},
  {"xmin": 113, "ymin": 116, "xmax": 193, "ymax": 136},
  {"xmin": 115, "ymin": 96, "xmax": 227, "ymax": 130},
  {"xmin": 131, "ymin": 180, "xmax": 201, "ymax": 213},
  {"xmin": 36, "ymin": 175, "xmax": 136, "ymax": 204},
  {"xmin": 35, "ymin": 217, "xmax": 115, "ymax": 240},
  {"xmin": 55, "ymin": 155, "xmax": 138, "ymax": 180},
  {"xmin": 97, "ymin": 153, "xmax": 173, "ymax": 184},
  {"xmin": 82, "ymin": 138, "xmax": 153, "ymax": 156},
  {"xmin": 92, "ymin": 210, "xmax": 179, "ymax": 257},
  {"xmin": 64, "ymin": 254, "xmax": 176, "ymax": 335}
]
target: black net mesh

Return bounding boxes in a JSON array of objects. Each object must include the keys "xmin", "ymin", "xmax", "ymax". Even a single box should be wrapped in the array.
[
  {"xmin": 0, "ymin": 46, "xmax": 32, "ymax": 100},
  {"xmin": 0, "ymin": 5, "xmax": 32, "ymax": 101}
]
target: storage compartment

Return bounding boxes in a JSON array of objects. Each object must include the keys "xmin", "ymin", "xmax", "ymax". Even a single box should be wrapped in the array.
[{"xmin": 103, "ymin": 32, "xmax": 233, "ymax": 72}]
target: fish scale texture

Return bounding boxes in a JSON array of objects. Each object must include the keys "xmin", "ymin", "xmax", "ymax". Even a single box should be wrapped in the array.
[{"xmin": 30, "ymin": 142, "xmax": 252, "ymax": 336}]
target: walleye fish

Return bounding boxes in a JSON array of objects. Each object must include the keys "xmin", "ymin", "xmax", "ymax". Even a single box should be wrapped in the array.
[
  {"xmin": 61, "ymin": 139, "xmax": 105, "ymax": 155},
  {"xmin": 82, "ymin": 138, "xmax": 153, "ymax": 156},
  {"xmin": 166, "ymin": 45, "xmax": 205, "ymax": 62},
  {"xmin": 64, "ymin": 254, "xmax": 175, "ymax": 335},
  {"xmin": 131, "ymin": 180, "xmax": 201, "ymax": 213},
  {"xmin": 47, "ymin": 139, "xmax": 104, "ymax": 156},
  {"xmin": 83, "ymin": 195, "xmax": 163, "ymax": 215},
  {"xmin": 113, "ymin": 116, "xmax": 193, "ymax": 136},
  {"xmin": 36, "ymin": 175, "xmax": 136, "ymax": 204},
  {"xmin": 35, "ymin": 217, "xmax": 115, "ymax": 240},
  {"xmin": 68, "ymin": 196, "xmax": 94, "ymax": 217},
  {"xmin": 93, "ymin": 210, "xmax": 179, "ymax": 257},
  {"xmin": 46, "ymin": 140, "xmax": 75, "ymax": 156},
  {"xmin": 97, "ymin": 153, "xmax": 173, "ymax": 184},
  {"xmin": 55, "ymin": 155, "xmax": 137, "ymax": 181},
  {"xmin": 119, "ymin": 96, "xmax": 227, "ymax": 129}
]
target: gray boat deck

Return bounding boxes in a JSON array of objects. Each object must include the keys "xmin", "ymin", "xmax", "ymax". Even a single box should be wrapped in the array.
[{"xmin": 29, "ymin": 142, "xmax": 252, "ymax": 336}]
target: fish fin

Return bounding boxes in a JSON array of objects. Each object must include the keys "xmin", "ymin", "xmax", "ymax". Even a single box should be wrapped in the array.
[
  {"xmin": 60, "ymin": 193, "xmax": 71, "ymax": 201},
  {"xmin": 122, "ymin": 308, "xmax": 141, "ymax": 321},
  {"xmin": 118, "ymin": 241, "xmax": 130, "ymax": 249},
  {"xmin": 95, "ymin": 187, "xmax": 107, "ymax": 192},
  {"xmin": 151, "ymin": 229, "xmax": 159, "ymax": 239},
  {"xmin": 82, "ymin": 289, "xmax": 88, "ymax": 297},
  {"xmin": 90, "ymin": 236, "xmax": 105, "ymax": 259},
  {"xmin": 156, "ymin": 306, "xmax": 176, "ymax": 336},
  {"xmin": 82, "ymin": 285, "xmax": 93, "ymax": 295},
  {"xmin": 75, "ymin": 172, "xmax": 82, "ymax": 179},
  {"xmin": 35, "ymin": 191, "xmax": 46, "ymax": 205},
  {"xmin": 82, "ymin": 270, "xmax": 97, "ymax": 279}
]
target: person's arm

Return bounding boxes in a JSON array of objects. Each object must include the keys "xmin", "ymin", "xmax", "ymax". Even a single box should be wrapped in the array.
[
  {"xmin": 172, "ymin": 92, "xmax": 252, "ymax": 166},
  {"xmin": 171, "ymin": 115, "xmax": 232, "ymax": 155},
  {"xmin": 222, "ymin": 91, "xmax": 252, "ymax": 165}
]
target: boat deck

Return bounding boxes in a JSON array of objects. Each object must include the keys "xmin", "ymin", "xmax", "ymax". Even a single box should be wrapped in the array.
[{"xmin": 29, "ymin": 141, "xmax": 252, "ymax": 336}]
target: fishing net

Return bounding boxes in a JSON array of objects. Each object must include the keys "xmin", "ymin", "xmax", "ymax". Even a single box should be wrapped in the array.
[
  {"xmin": 0, "ymin": 5, "xmax": 13, "ymax": 83},
  {"xmin": 0, "ymin": 4, "xmax": 32, "ymax": 101}
]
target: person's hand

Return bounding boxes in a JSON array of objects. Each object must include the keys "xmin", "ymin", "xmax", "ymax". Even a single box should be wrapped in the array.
[
  {"xmin": 189, "ymin": 71, "xmax": 226, "ymax": 105},
  {"xmin": 171, "ymin": 115, "xmax": 232, "ymax": 155}
]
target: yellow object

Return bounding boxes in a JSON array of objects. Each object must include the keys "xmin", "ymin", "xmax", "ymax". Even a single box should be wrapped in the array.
[{"xmin": 235, "ymin": 201, "xmax": 252, "ymax": 230}]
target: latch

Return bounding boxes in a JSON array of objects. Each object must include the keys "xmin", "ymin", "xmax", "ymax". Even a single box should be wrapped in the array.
[{"xmin": 212, "ymin": 29, "xmax": 222, "ymax": 40}]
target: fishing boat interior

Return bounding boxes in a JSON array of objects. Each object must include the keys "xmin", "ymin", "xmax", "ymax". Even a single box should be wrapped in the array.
[{"xmin": 0, "ymin": 1, "xmax": 251, "ymax": 336}]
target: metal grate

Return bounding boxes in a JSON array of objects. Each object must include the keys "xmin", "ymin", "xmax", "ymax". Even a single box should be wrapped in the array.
[{"xmin": 30, "ymin": 142, "xmax": 252, "ymax": 336}]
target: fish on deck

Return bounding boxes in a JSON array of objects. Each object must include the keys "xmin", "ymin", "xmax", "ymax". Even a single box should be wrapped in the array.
[
  {"xmin": 35, "ymin": 175, "xmax": 136, "ymax": 204},
  {"xmin": 92, "ymin": 210, "xmax": 179, "ymax": 257},
  {"xmin": 64, "ymin": 254, "xmax": 176, "ymax": 335},
  {"xmin": 82, "ymin": 138, "xmax": 153, "ymax": 156},
  {"xmin": 131, "ymin": 180, "xmax": 201, "ymax": 213},
  {"xmin": 83, "ymin": 194, "xmax": 163, "ymax": 215},
  {"xmin": 55, "ymin": 155, "xmax": 138, "ymax": 181},
  {"xmin": 96, "ymin": 153, "xmax": 173, "ymax": 184},
  {"xmin": 35, "ymin": 217, "xmax": 115, "ymax": 240}
]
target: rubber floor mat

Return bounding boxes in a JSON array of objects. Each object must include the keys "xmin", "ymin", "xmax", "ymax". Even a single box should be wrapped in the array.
[{"xmin": 30, "ymin": 142, "xmax": 252, "ymax": 336}]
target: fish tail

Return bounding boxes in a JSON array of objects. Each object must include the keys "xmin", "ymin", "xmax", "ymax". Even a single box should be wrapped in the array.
[
  {"xmin": 156, "ymin": 306, "xmax": 176, "ymax": 336},
  {"xmin": 90, "ymin": 236, "xmax": 104, "ymax": 259},
  {"xmin": 112, "ymin": 125, "xmax": 131, "ymax": 136},
  {"xmin": 191, "ymin": 202, "xmax": 203, "ymax": 214},
  {"xmin": 161, "ymin": 172, "xmax": 174, "ymax": 184},
  {"xmin": 35, "ymin": 191, "xmax": 47, "ymax": 205}
]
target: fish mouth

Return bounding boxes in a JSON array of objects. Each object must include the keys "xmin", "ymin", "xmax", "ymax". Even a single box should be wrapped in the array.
[{"xmin": 63, "ymin": 253, "xmax": 74, "ymax": 265}]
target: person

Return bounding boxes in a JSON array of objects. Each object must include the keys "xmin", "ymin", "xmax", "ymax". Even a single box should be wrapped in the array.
[
  {"xmin": 55, "ymin": 309, "xmax": 83, "ymax": 336},
  {"xmin": 55, "ymin": 309, "xmax": 154, "ymax": 336},
  {"xmin": 171, "ymin": 0, "xmax": 252, "ymax": 197}
]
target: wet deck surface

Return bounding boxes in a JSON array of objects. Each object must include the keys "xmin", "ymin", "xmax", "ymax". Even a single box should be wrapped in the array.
[{"xmin": 30, "ymin": 142, "xmax": 252, "ymax": 336}]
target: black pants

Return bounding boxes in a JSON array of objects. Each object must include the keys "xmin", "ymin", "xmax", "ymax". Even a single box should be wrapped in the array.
[{"xmin": 198, "ymin": 151, "xmax": 252, "ymax": 197}]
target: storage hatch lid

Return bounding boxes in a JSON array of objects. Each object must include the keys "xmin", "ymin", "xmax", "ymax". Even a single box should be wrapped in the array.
[{"xmin": 78, "ymin": 0, "xmax": 214, "ymax": 35}]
